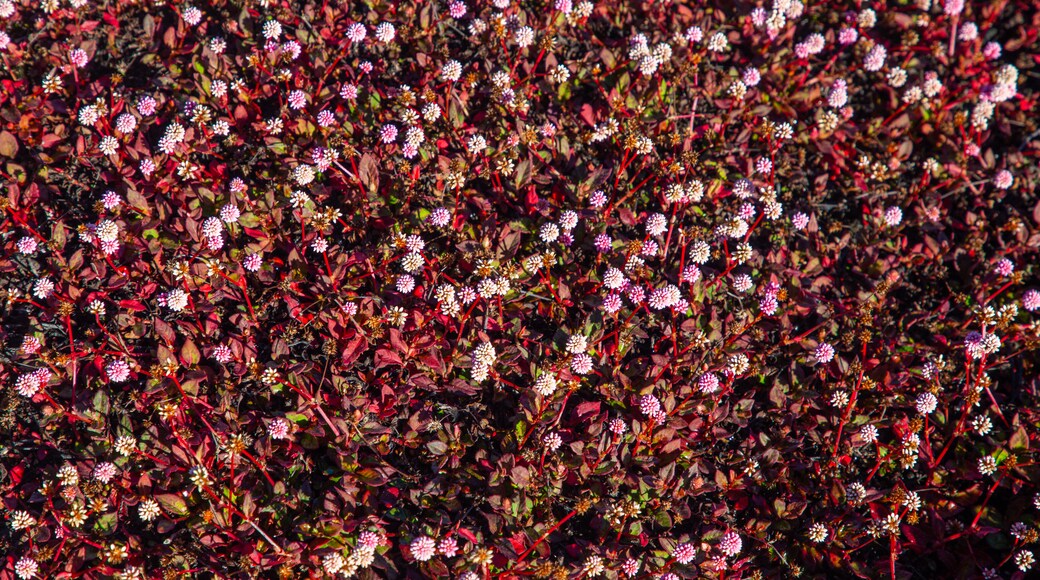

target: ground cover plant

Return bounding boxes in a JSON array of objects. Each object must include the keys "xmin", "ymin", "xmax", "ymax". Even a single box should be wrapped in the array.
[{"xmin": 1, "ymin": 0, "xmax": 1040, "ymax": 577}]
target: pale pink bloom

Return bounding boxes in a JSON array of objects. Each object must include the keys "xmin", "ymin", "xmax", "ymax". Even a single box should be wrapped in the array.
[
  {"xmin": 438, "ymin": 537, "xmax": 458, "ymax": 557},
  {"xmin": 720, "ymin": 531, "xmax": 742, "ymax": 557},
  {"xmin": 673, "ymin": 542, "xmax": 697, "ymax": 564},
  {"xmin": 609, "ymin": 418, "xmax": 627, "ymax": 435},
  {"xmin": 1022, "ymin": 289, "xmax": 1040, "ymax": 312},
  {"xmin": 982, "ymin": 41, "xmax": 1001, "ymax": 60},
  {"xmin": 213, "ymin": 344, "xmax": 233, "ymax": 363},
  {"xmin": 884, "ymin": 207, "xmax": 903, "ymax": 227},
  {"xmin": 639, "ymin": 394, "xmax": 661, "ymax": 417},
  {"xmin": 570, "ymin": 353, "xmax": 593, "ymax": 375},
  {"xmin": 136, "ymin": 96, "xmax": 157, "ymax": 116},
  {"xmin": 341, "ymin": 84, "xmax": 359, "ymax": 100},
  {"xmin": 838, "ymin": 27, "xmax": 858, "ymax": 45},
  {"xmin": 317, "ymin": 110, "xmax": 335, "ymax": 127},
  {"xmin": 358, "ymin": 531, "xmax": 382, "ymax": 550},
  {"xmin": 995, "ymin": 258, "xmax": 1014, "ymax": 277},
  {"xmin": 698, "ymin": 372, "xmax": 720, "ymax": 394},
  {"xmin": 815, "ymin": 342, "xmax": 836, "ymax": 363},
  {"xmin": 182, "ymin": 6, "xmax": 202, "ymax": 26},
  {"xmin": 589, "ymin": 190, "xmax": 607, "ymax": 208},
  {"xmin": 542, "ymin": 431, "xmax": 562, "ymax": 452},
  {"xmin": 449, "ymin": 1, "xmax": 466, "ymax": 18},
  {"xmin": 268, "ymin": 418, "xmax": 290, "ymax": 440},
  {"xmin": 760, "ymin": 295, "xmax": 779, "ymax": 315},
  {"xmin": 863, "ymin": 44, "xmax": 886, "ymax": 72},
  {"xmin": 346, "ymin": 23, "xmax": 367, "ymax": 43},
  {"xmin": 106, "ymin": 359, "xmax": 131, "ymax": 383},
  {"xmin": 287, "ymin": 90, "xmax": 306, "ymax": 110},
  {"xmin": 602, "ymin": 293, "xmax": 622, "ymax": 314},
  {"xmin": 244, "ymin": 253, "xmax": 262, "ymax": 272},
  {"xmin": 380, "ymin": 124, "xmax": 398, "ymax": 143},
  {"xmin": 994, "ymin": 170, "xmax": 1013, "ymax": 189},
  {"xmin": 410, "ymin": 536, "xmax": 437, "ymax": 562},
  {"xmin": 94, "ymin": 462, "xmax": 117, "ymax": 483},
  {"xmin": 16, "ymin": 236, "xmax": 38, "ymax": 254},
  {"xmin": 21, "ymin": 335, "xmax": 42, "ymax": 355},
  {"xmin": 374, "ymin": 22, "xmax": 395, "ymax": 43},
  {"xmin": 69, "ymin": 48, "xmax": 89, "ymax": 68},
  {"xmin": 915, "ymin": 392, "xmax": 938, "ymax": 415}
]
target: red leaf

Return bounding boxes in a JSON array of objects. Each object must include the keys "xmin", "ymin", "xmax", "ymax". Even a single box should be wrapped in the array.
[
  {"xmin": 374, "ymin": 348, "xmax": 403, "ymax": 369},
  {"xmin": 575, "ymin": 401, "xmax": 600, "ymax": 421},
  {"xmin": 119, "ymin": 300, "xmax": 147, "ymax": 312}
]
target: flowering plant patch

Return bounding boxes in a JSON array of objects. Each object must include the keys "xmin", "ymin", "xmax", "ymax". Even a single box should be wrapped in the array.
[{"xmin": 0, "ymin": 0, "xmax": 1039, "ymax": 577}]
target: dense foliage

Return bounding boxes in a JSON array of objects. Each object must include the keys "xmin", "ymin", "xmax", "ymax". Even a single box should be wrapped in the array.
[{"xmin": 1, "ymin": 0, "xmax": 1039, "ymax": 577}]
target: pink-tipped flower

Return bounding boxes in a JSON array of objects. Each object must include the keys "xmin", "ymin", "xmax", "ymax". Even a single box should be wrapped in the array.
[
  {"xmin": 1023, "ymin": 289, "xmax": 1040, "ymax": 312},
  {"xmin": 883, "ymin": 207, "xmax": 903, "ymax": 227},
  {"xmin": 244, "ymin": 253, "xmax": 263, "ymax": 272},
  {"xmin": 94, "ymin": 462, "xmax": 117, "ymax": 484},
  {"xmin": 213, "ymin": 344, "xmax": 233, "ymax": 363},
  {"xmin": 608, "ymin": 418, "xmax": 628, "ymax": 435},
  {"xmin": 410, "ymin": 536, "xmax": 437, "ymax": 562},
  {"xmin": 106, "ymin": 359, "xmax": 131, "ymax": 383},
  {"xmin": 542, "ymin": 431, "xmax": 562, "ymax": 452},
  {"xmin": 437, "ymin": 537, "xmax": 458, "ymax": 557},
  {"xmin": 69, "ymin": 48, "xmax": 89, "ymax": 68},
  {"xmin": 995, "ymin": 258, "xmax": 1014, "ymax": 277},
  {"xmin": 16, "ymin": 236, "xmax": 38, "ymax": 255},
  {"xmin": 698, "ymin": 373, "xmax": 720, "ymax": 394},
  {"xmin": 994, "ymin": 169, "xmax": 1013, "ymax": 189},
  {"xmin": 720, "ymin": 531, "xmax": 742, "ymax": 557},
  {"xmin": 269, "ymin": 418, "xmax": 291, "ymax": 440},
  {"xmin": 380, "ymin": 124, "xmax": 398, "ymax": 144},
  {"xmin": 673, "ymin": 542, "xmax": 697, "ymax": 564},
  {"xmin": 915, "ymin": 392, "xmax": 938, "ymax": 415},
  {"xmin": 815, "ymin": 342, "xmax": 836, "ymax": 363}
]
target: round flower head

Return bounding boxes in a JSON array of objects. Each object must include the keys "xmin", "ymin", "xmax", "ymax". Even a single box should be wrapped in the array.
[
  {"xmin": 410, "ymin": 536, "xmax": 436, "ymax": 562},
  {"xmin": 814, "ymin": 342, "xmax": 835, "ymax": 363}
]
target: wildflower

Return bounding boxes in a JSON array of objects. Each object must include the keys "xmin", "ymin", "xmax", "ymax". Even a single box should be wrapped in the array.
[
  {"xmin": 915, "ymin": 393, "xmax": 937, "ymax": 415},
  {"xmin": 375, "ymin": 22, "xmax": 396, "ymax": 43},
  {"xmin": 994, "ymin": 258, "xmax": 1014, "ymax": 277},
  {"xmin": 814, "ymin": 342, "xmax": 835, "ymax": 363},
  {"xmin": 884, "ymin": 207, "xmax": 903, "ymax": 226},
  {"xmin": 287, "ymin": 90, "xmax": 306, "ymax": 110},
  {"xmin": 978, "ymin": 455, "xmax": 997, "ymax": 476},
  {"xmin": 639, "ymin": 394, "xmax": 661, "ymax": 417},
  {"xmin": 566, "ymin": 334, "xmax": 588, "ymax": 354},
  {"xmin": 542, "ymin": 431, "xmax": 562, "ymax": 452},
  {"xmin": 673, "ymin": 543, "xmax": 697, "ymax": 564},
  {"xmin": 410, "ymin": 536, "xmax": 436, "ymax": 561},
  {"xmin": 808, "ymin": 523, "xmax": 828, "ymax": 543},
  {"xmin": 861, "ymin": 425, "xmax": 878, "ymax": 443},
  {"xmin": 719, "ymin": 532, "xmax": 742, "ymax": 557},
  {"xmin": 162, "ymin": 288, "xmax": 189, "ymax": 312},
  {"xmin": 994, "ymin": 169, "xmax": 1013, "ymax": 189},
  {"xmin": 1022, "ymin": 289, "xmax": 1040, "ymax": 311},
  {"xmin": 380, "ymin": 124, "xmax": 398, "ymax": 143},
  {"xmin": 106, "ymin": 359, "xmax": 131, "ymax": 383},
  {"xmin": 182, "ymin": 5, "xmax": 202, "ymax": 25},
  {"xmin": 609, "ymin": 418, "xmax": 628, "ymax": 435},
  {"xmin": 346, "ymin": 22, "xmax": 367, "ymax": 42},
  {"xmin": 268, "ymin": 417, "xmax": 290, "ymax": 440},
  {"xmin": 138, "ymin": 499, "xmax": 160, "ymax": 522},
  {"xmin": 581, "ymin": 556, "xmax": 604, "ymax": 577},
  {"xmin": 571, "ymin": 353, "xmax": 593, "ymax": 375},
  {"xmin": 14, "ymin": 557, "xmax": 37, "ymax": 580},
  {"xmin": 243, "ymin": 253, "xmax": 263, "ymax": 272},
  {"xmin": 863, "ymin": 44, "xmax": 886, "ymax": 72},
  {"xmin": 539, "ymin": 222, "xmax": 560, "ymax": 243},
  {"xmin": 438, "ymin": 537, "xmax": 458, "ymax": 558},
  {"xmin": 707, "ymin": 32, "xmax": 728, "ymax": 52},
  {"xmin": 698, "ymin": 373, "xmax": 720, "ymax": 394},
  {"xmin": 1016, "ymin": 551, "xmax": 1034, "ymax": 572}
]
